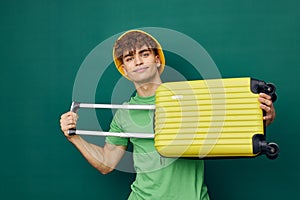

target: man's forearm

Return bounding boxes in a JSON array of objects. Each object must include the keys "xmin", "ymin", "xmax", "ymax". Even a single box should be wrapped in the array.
[{"xmin": 68, "ymin": 135, "xmax": 116, "ymax": 174}]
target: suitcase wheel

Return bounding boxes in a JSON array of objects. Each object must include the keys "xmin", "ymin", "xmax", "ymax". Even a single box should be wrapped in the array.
[
  {"xmin": 266, "ymin": 83, "xmax": 277, "ymax": 102},
  {"xmin": 265, "ymin": 142, "xmax": 279, "ymax": 160},
  {"xmin": 266, "ymin": 83, "xmax": 276, "ymax": 94}
]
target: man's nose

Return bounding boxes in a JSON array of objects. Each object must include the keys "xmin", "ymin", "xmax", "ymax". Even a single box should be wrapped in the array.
[{"xmin": 135, "ymin": 55, "xmax": 143, "ymax": 66}]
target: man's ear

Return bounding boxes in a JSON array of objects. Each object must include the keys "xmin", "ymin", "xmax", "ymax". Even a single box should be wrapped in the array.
[
  {"xmin": 121, "ymin": 64, "xmax": 128, "ymax": 75},
  {"xmin": 155, "ymin": 55, "xmax": 161, "ymax": 67}
]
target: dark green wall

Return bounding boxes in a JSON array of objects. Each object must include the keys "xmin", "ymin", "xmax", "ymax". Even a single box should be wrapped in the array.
[{"xmin": 1, "ymin": 0, "xmax": 299, "ymax": 199}]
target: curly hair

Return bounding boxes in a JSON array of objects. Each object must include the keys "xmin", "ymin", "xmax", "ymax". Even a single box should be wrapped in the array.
[{"xmin": 113, "ymin": 31, "xmax": 159, "ymax": 65}]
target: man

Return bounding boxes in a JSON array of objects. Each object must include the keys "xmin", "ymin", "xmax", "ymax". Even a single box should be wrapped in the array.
[{"xmin": 60, "ymin": 30, "xmax": 276, "ymax": 199}]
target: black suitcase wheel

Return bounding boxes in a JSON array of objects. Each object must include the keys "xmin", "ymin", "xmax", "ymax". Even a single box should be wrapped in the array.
[
  {"xmin": 266, "ymin": 83, "xmax": 277, "ymax": 102},
  {"xmin": 266, "ymin": 83, "xmax": 276, "ymax": 94},
  {"xmin": 265, "ymin": 142, "xmax": 279, "ymax": 160}
]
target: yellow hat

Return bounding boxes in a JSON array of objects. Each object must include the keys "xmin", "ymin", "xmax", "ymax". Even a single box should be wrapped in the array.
[{"xmin": 113, "ymin": 30, "xmax": 165, "ymax": 79}]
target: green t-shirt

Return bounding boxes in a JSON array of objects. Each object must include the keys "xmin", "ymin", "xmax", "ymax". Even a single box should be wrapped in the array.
[{"xmin": 106, "ymin": 94, "xmax": 210, "ymax": 200}]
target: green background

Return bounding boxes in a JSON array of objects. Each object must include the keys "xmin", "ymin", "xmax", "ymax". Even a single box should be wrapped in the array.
[{"xmin": 1, "ymin": 0, "xmax": 299, "ymax": 199}]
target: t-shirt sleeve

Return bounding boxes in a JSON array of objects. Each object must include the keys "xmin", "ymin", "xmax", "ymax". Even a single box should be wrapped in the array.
[{"xmin": 105, "ymin": 111, "xmax": 129, "ymax": 146}]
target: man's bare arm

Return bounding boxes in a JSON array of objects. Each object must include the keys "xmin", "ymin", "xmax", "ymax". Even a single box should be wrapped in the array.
[{"xmin": 60, "ymin": 111, "xmax": 126, "ymax": 174}]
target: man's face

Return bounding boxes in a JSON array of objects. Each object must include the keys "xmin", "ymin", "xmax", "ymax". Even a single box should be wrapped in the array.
[{"xmin": 121, "ymin": 45, "xmax": 161, "ymax": 84}]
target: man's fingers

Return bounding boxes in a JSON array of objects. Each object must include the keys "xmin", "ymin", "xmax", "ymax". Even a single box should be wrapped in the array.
[
  {"xmin": 60, "ymin": 116, "xmax": 76, "ymax": 125},
  {"xmin": 61, "ymin": 124, "xmax": 76, "ymax": 132},
  {"xmin": 61, "ymin": 112, "xmax": 78, "ymax": 123},
  {"xmin": 258, "ymin": 93, "xmax": 276, "ymax": 127},
  {"xmin": 259, "ymin": 93, "xmax": 272, "ymax": 100},
  {"xmin": 60, "ymin": 112, "xmax": 79, "ymax": 132},
  {"xmin": 260, "ymin": 104, "xmax": 271, "ymax": 112},
  {"xmin": 61, "ymin": 111, "xmax": 72, "ymax": 118},
  {"xmin": 259, "ymin": 98, "xmax": 272, "ymax": 106},
  {"xmin": 61, "ymin": 111, "xmax": 78, "ymax": 119}
]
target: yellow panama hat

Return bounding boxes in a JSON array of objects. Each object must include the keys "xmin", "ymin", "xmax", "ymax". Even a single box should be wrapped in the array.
[{"xmin": 112, "ymin": 30, "xmax": 165, "ymax": 79}]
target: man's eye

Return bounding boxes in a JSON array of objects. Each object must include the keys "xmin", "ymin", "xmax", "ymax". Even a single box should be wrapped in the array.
[
  {"xmin": 142, "ymin": 53, "xmax": 150, "ymax": 57},
  {"xmin": 125, "ymin": 57, "xmax": 134, "ymax": 62}
]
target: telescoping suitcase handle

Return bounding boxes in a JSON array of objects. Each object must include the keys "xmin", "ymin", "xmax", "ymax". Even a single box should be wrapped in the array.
[{"xmin": 67, "ymin": 102, "xmax": 155, "ymax": 138}]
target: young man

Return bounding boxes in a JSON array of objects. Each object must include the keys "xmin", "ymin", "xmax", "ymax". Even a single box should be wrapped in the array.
[{"xmin": 60, "ymin": 30, "xmax": 276, "ymax": 199}]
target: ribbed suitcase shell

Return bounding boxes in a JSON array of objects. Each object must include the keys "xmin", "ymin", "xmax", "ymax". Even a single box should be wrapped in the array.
[{"xmin": 154, "ymin": 77, "xmax": 264, "ymax": 158}]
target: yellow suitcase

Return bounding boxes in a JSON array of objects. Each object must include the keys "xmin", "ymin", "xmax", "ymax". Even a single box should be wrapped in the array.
[
  {"xmin": 154, "ymin": 77, "xmax": 278, "ymax": 159},
  {"xmin": 68, "ymin": 77, "xmax": 279, "ymax": 159}
]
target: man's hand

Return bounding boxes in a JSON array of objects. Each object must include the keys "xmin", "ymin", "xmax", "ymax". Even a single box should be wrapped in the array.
[
  {"xmin": 258, "ymin": 93, "xmax": 276, "ymax": 126},
  {"xmin": 60, "ymin": 111, "xmax": 79, "ymax": 139}
]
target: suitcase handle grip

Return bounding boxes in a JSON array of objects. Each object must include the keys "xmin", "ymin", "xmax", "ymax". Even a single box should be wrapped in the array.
[{"xmin": 68, "ymin": 102, "xmax": 80, "ymax": 136}]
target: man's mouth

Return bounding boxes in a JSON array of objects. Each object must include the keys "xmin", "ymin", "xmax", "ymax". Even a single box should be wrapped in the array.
[{"xmin": 133, "ymin": 66, "xmax": 149, "ymax": 73}]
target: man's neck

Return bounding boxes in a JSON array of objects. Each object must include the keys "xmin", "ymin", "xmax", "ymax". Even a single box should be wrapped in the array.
[{"xmin": 134, "ymin": 80, "xmax": 162, "ymax": 97}]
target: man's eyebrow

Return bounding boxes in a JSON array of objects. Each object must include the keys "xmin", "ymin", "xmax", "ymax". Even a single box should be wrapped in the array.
[
  {"xmin": 123, "ymin": 51, "xmax": 134, "ymax": 59},
  {"xmin": 138, "ymin": 48, "xmax": 151, "ymax": 54},
  {"xmin": 123, "ymin": 48, "xmax": 151, "ymax": 59}
]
